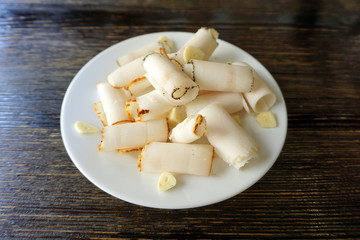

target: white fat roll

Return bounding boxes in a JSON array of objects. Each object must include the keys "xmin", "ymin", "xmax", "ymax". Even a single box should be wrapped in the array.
[
  {"xmin": 94, "ymin": 101, "xmax": 108, "ymax": 126},
  {"xmin": 138, "ymin": 142, "xmax": 214, "ymax": 176},
  {"xmin": 126, "ymin": 90, "xmax": 174, "ymax": 122},
  {"xmin": 108, "ymin": 57, "xmax": 146, "ymax": 88},
  {"xmin": 184, "ymin": 92, "xmax": 244, "ymax": 116},
  {"xmin": 117, "ymin": 38, "xmax": 174, "ymax": 66},
  {"xmin": 99, "ymin": 118, "xmax": 169, "ymax": 152},
  {"xmin": 242, "ymin": 69, "xmax": 277, "ymax": 113},
  {"xmin": 169, "ymin": 114, "xmax": 206, "ymax": 143},
  {"xmin": 183, "ymin": 59, "xmax": 254, "ymax": 93},
  {"xmin": 143, "ymin": 53, "xmax": 199, "ymax": 105},
  {"xmin": 172, "ymin": 27, "xmax": 219, "ymax": 65},
  {"xmin": 96, "ymin": 82, "xmax": 132, "ymax": 126},
  {"xmin": 241, "ymin": 93, "xmax": 253, "ymax": 114},
  {"xmin": 127, "ymin": 76, "xmax": 153, "ymax": 97},
  {"xmin": 198, "ymin": 103, "xmax": 259, "ymax": 169}
]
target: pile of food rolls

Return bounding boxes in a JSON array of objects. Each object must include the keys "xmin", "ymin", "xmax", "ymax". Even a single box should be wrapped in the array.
[{"xmin": 94, "ymin": 27, "xmax": 277, "ymax": 183}]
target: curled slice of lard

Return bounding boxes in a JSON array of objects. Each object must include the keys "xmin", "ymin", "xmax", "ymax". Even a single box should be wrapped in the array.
[
  {"xmin": 169, "ymin": 114, "xmax": 206, "ymax": 144},
  {"xmin": 117, "ymin": 36, "xmax": 175, "ymax": 66},
  {"xmin": 97, "ymin": 82, "xmax": 132, "ymax": 126},
  {"xmin": 126, "ymin": 89, "xmax": 175, "ymax": 122},
  {"xmin": 198, "ymin": 103, "xmax": 259, "ymax": 169},
  {"xmin": 98, "ymin": 118, "xmax": 169, "ymax": 152},
  {"xmin": 172, "ymin": 27, "xmax": 219, "ymax": 65},
  {"xmin": 184, "ymin": 91, "xmax": 244, "ymax": 117},
  {"xmin": 143, "ymin": 52, "xmax": 199, "ymax": 105},
  {"xmin": 240, "ymin": 66, "xmax": 277, "ymax": 113},
  {"xmin": 138, "ymin": 142, "xmax": 214, "ymax": 176},
  {"xmin": 127, "ymin": 76, "xmax": 154, "ymax": 97},
  {"xmin": 183, "ymin": 59, "xmax": 254, "ymax": 93},
  {"xmin": 108, "ymin": 56, "xmax": 146, "ymax": 88}
]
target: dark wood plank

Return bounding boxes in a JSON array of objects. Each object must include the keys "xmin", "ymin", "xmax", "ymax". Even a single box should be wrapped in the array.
[{"xmin": 0, "ymin": 0, "xmax": 359, "ymax": 238}]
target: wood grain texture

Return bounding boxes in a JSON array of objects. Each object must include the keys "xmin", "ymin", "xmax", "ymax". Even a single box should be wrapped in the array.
[{"xmin": 0, "ymin": 0, "xmax": 359, "ymax": 239}]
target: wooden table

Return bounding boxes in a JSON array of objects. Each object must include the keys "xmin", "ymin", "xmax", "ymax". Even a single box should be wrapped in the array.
[{"xmin": 1, "ymin": 0, "xmax": 359, "ymax": 238}]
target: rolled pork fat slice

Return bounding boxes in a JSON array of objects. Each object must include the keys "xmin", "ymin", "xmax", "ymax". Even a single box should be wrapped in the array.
[
  {"xmin": 143, "ymin": 52, "xmax": 199, "ymax": 105},
  {"xmin": 99, "ymin": 118, "xmax": 169, "ymax": 152},
  {"xmin": 127, "ymin": 76, "xmax": 153, "ymax": 96},
  {"xmin": 172, "ymin": 27, "xmax": 219, "ymax": 65},
  {"xmin": 117, "ymin": 36, "xmax": 175, "ymax": 66},
  {"xmin": 94, "ymin": 101, "xmax": 108, "ymax": 126},
  {"xmin": 183, "ymin": 59, "xmax": 254, "ymax": 93},
  {"xmin": 97, "ymin": 82, "xmax": 132, "ymax": 126},
  {"xmin": 126, "ymin": 89, "xmax": 174, "ymax": 122},
  {"xmin": 241, "ymin": 93, "xmax": 253, "ymax": 114},
  {"xmin": 108, "ymin": 57, "xmax": 146, "ymax": 88},
  {"xmin": 138, "ymin": 142, "xmax": 214, "ymax": 176},
  {"xmin": 184, "ymin": 92, "xmax": 244, "ymax": 116},
  {"xmin": 198, "ymin": 103, "xmax": 259, "ymax": 169},
  {"xmin": 242, "ymin": 69, "xmax": 276, "ymax": 113},
  {"xmin": 169, "ymin": 114, "xmax": 206, "ymax": 143}
]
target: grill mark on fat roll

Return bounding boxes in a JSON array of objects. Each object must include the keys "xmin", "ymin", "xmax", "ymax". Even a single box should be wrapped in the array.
[
  {"xmin": 117, "ymin": 147, "xmax": 142, "ymax": 154},
  {"xmin": 125, "ymin": 99, "xmax": 137, "ymax": 121},
  {"xmin": 111, "ymin": 120, "xmax": 133, "ymax": 126},
  {"xmin": 171, "ymin": 85, "xmax": 199, "ymax": 100},
  {"xmin": 159, "ymin": 47, "xmax": 169, "ymax": 59},
  {"xmin": 98, "ymin": 127, "xmax": 105, "ymax": 151},
  {"xmin": 193, "ymin": 114, "xmax": 206, "ymax": 137},
  {"xmin": 208, "ymin": 146, "xmax": 215, "ymax": 176},
  {"xmin": 189, "ymin": 60, "xmax": 196, "ymax": 82},
  {"xmin": 142, "ymin": 52, "xmax": 157, "ymax": 62},
  {"xmin": 138, "ymin": 109, "xmax": 150, "ymax": 115},
  {"xmin": 94, "ymin": 102, "xmax": 108, "ymax": 127},
  {"xmin": 249, "ymin": 68, "xmax": 255, "ymax": 92}
]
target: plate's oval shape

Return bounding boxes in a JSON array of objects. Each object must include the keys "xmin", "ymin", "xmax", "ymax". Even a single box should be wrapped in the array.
[{"xmin": 60, "ymin": 32, "xmax": 287, "ymax": 209}]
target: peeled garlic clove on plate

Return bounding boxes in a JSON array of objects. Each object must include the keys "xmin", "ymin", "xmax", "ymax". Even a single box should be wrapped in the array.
[
  {"xmin": 74, "ymin": 121, "xmax": 98, "ymax": 134},
  {"xmin": 158, "ymin": 172, "xmax": 177, "ymax": 192},
  {"xmin": 256, "ymin": 111, "xmax": 277, "ymax": 128}
]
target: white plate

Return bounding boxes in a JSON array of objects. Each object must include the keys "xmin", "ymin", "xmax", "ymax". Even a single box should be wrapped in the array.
[{"xmin": 60, "ymin": 31, "xmax": 287, "ymax": 209}]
